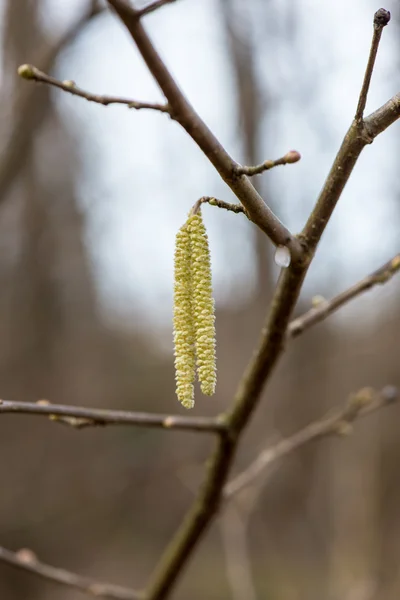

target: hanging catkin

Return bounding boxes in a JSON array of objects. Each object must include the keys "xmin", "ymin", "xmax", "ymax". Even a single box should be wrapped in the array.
[
  {"xmin": 173, "ymin": 210, "xmax": 216, "ymax": 408},
  {"xmin": 173, "ymin": 222, "xmax": 196, "ymax": 409},
  {"xmin": 188, "ymin": 213, "xmax": 216, "ymax": 397}
]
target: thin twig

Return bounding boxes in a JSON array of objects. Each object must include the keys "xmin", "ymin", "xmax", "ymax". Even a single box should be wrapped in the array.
[
  {"xmin": 0, "ymin": 546, "xmax": 142, "ymax": 600},
  {"xmin": 235, "ymin": 150, "xmax": 301, "ymax": 177},
  {"xmin": 225, "ymin": 386, "xmax": 398, "ymax": 498},
  {"xmin": 288, "ymin": 253, "xmax": 400, "ymax": 338},
  {"xmin": 107, "ymin": 0, "xmax": 303, "ymax": 260},
  {"xmin": 0, "ymin": 399, "xmax": 226, "ymax": 433},
  {"xmin": 137, "ymin": 0, "xmax": 179, "ymax": 18},
  {"xmin": 17, "ymin": 64, "xmax": 171, "ymax": 114},
  {"xmin": 191, "ymin": 196, "xmax": 246, "ymax": 216},
  {"xmin": 355, "ymin": 8, "xmax": 391, "ymax": 122}
]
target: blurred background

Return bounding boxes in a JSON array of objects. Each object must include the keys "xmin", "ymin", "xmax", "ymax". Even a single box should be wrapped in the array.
[{"xmin": 0, "ymin": 0, "xmax": 399, "ymax": 599}]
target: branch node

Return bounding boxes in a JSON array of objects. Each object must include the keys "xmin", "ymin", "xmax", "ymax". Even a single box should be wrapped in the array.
[
  {"xmin": 17, "ymin": 63, "xmax": 37, "ymax": 79},
  {"xmin": 381, "ymin": 385, "xmax": 398, "ymax": 403},
  {"xmin": 334, "ymin": 421, "xmax": 354, "ymax": 437}
]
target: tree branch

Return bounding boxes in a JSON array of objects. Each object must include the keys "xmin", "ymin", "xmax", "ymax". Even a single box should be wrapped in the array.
[
  {"xmin": 106, "ymin": 0, "xmax": 303, "ymax": 260},
  {"xmin": 355, "ymin": 8, "xmax": 391, "ymax": 122},
  {"xmin": 235, "ymin": 150, "xmax": 301, "ymax": 177},
  {"xmin": 193, "ymin": 196, "xmax": 246, "ymax": 215},
  {"xmin": 288, "ymin": 253, "xmax": 400, "ymax": 338},
  {"xmin": 0, "ymin": 546, "xmax": 142, "ymax": 600},
  {"xmin": 136, "ymin": 0, "xmax": 179, "ymax": 18},
  {"xmin": 17, "ymin": 64, "xmax": 172, "ymax": 114},
  {"xmin": 225, "ymin": 386, "xmax": 398, "ymax": 499},
  {"xmin": 0, "ymin": 399, "xmax": 225, "ymax": 434}
]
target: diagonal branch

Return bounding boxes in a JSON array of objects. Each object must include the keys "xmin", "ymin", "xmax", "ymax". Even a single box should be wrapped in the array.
[
  {"xmin": 0, "ymin": 399, "xmax": 225, "ymax": 433},
  {"xmin": 17, "ymin": 64, "xmax": 172, "ymax": 114},
  {"xmin": 106, "ymin": 0, "xmax": 303, "ymax": 260},
  {"xmin": 288, "ymin": 253, "xmax": 400, "ymax": 338},
  {"xmin": 225, "ymin": 386, "xmax": 398, "ymax": 499},
  {"xmin": 137, "ymin": 0, "xmax": 179, "ymax": 18},
  {"xmin": 0, "ymin": 546, "xmax": 142, "ymax": 600}
]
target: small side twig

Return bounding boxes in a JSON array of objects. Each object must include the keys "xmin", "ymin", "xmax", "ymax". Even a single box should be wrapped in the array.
[
  {"xmin": 17, "ymin": 64, "xmax": 171, "ymax": 114},
  {"xmin": 0, "ymin": 546, "xmax": 142, "ymax": 600},
  {"xmin": 225, "ymin": 386, "xmax": 398, "ymax": 499},
  {"xmin": 235, "ymin": 150, "xmax": 301, "ymax": 177},
  {"xmin": 191, "ymin": 196, "xmax": 246, "ymax": 216},
  {"xmin": 288, "ymin": 253, "xmax": 400, "ymax": 338},
  {"xmin": 0, "ymin": 399, "xmax": 225, "ymax": 434},
  {"xmin": 137, "ymin": 0, "xmax": 179, "ymax": 18},
  {"xmin": 355, "ymin": 8, "xmax": 391, "ymax": 122}
]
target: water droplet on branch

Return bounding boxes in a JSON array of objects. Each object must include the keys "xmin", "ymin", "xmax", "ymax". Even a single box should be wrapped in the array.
[{"xmin": 274, "ymin": 246, "xmax": 291, "ymax": 268}]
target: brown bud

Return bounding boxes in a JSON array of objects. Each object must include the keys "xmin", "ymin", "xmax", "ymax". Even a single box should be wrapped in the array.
[{"xmin": 284, "ymin": 150, "xmax": 301, "ymax": 164}]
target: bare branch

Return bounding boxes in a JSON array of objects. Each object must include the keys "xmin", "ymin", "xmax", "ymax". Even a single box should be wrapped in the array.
[
  {"xmin": 225, "ymin": 386, "xmax": 398, "ymax": 499},
  {"xmin": 235, "ymin": 150, "xmax": 301, "ymax": 177},
  {"xmin": 106, "ymin": 0, "xmax": 303, "ymax": 260},
  {"xmin": 137, "ymin": 0, "xmax": 179, "ymax": 18},
  {"xmin": 17, "ymin": 64, "xmax": 172, "ymax": 114},
  {"xmin": 301, "ymin": 93, "xmax": 400, "ymax": 254},
  {"xmin": 0, "ymin": 399, "xmax": 225, "ymax": 434},
  {"xmin": 288, "ymin": 253, "xmax": 400, "ymax": 338},
  {"xmin": 355, "ymin": 8, "xmax": 391, "ymax": 122},
  {"xmin": 0, "ymin": 546, "xmax": 142, "ymax": 600}
]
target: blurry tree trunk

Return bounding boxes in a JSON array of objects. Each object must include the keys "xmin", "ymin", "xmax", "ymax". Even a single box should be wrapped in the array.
[
  {"xmin": 0, "ymin": 0, "xmax": 103, "ymax": 402},
  {"xmin": 219, "ymin": 0, "xmax": 273, "ymax": 303}
]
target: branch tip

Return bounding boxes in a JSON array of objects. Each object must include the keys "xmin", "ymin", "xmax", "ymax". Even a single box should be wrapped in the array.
[
  {"xmin": 236, "ymin": 150, "xmax": 301, "ymax": 177},
  {"xmin": 374, "ymin": 8, "xmax": 390, "ymax": 28},
  {"xmin": 355, "ymin": 8, "xmax": 390, "ymax": 122},
  {"xmin": 17, "ymin": 64, "xmax": 171, "ymax": 114},
  {"xmin": 17, "ymin": 63, "xmax": 36, "ymax": 79}
]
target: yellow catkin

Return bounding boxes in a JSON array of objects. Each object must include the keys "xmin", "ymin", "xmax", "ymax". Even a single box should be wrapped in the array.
[
  {"xmin": 173, "ymin": 223, "xmax": 196, "ymax": 408},
  {"xmin": 188, "ymin": 212, "xmax": 216, "ymax": 396}
]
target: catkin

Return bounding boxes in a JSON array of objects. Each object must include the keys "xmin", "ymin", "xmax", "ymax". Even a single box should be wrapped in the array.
[
  {"xmin": 173, "ymin": 210, "xmax": 216, "ymax": 408},
  {"xmin": 173, "ymin": 223, "xmax": 196, "ymax": 409},
  {"xmin": 188, "ymin": 213, "xmax": 216, "ymax": 396}
]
